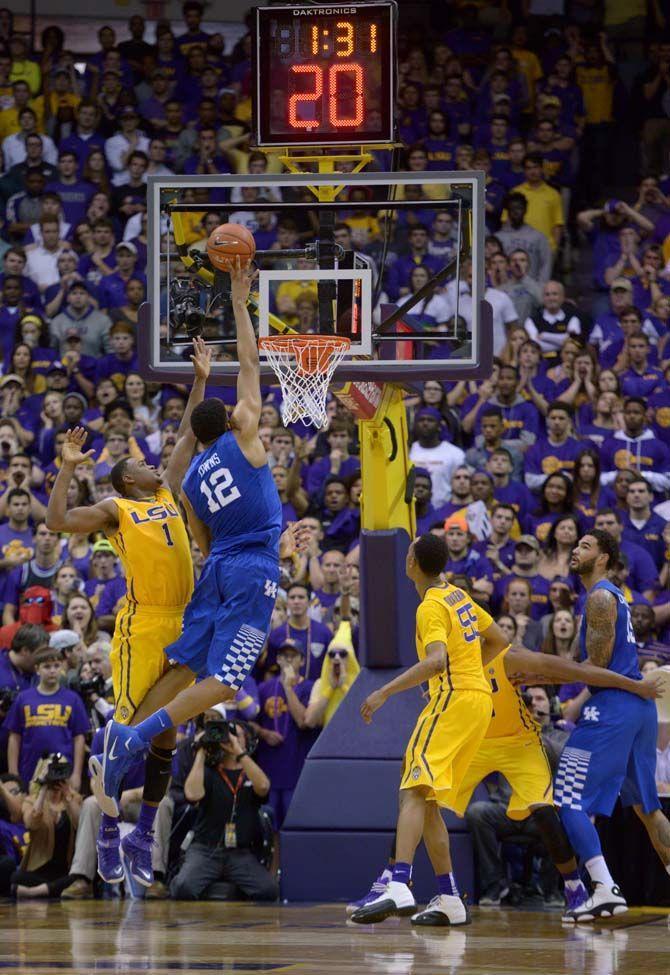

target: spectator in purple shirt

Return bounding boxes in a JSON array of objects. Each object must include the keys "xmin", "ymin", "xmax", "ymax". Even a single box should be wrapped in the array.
[
  {"xmin": 94, "ymin": 321, "xmax": 138, "ymax": 386},
  {"xmin": 4, "ymin": 646, "xmax": 88, "ymax": 789},
  {"xmin": 622, "ymin": 477, "xmax": 668, "ymax": 570},
  {"xmin": 593, "ymin": 509, "xmax": 658, "ymax": 601},
  {"xmin": 58, "ymin": 102, "xmax": 105, "ymax": 175},
  {"xmin": 443, "ymin": 513, "xmax": 494, "ymax": 584},
  {"xmin": 619, "ymin": 333, "xmax": 664, "ymax": 398},
  {"xmin": 264, "ymin": 583, "xmax": 332, "ymax": 681},
  {"xmin": 175, "ymin": 1, "xmax": 210, "ymax": 57},
  {"xmin": 254, "ymin": 639, "xmax": 317, "ymax": 829},
  {"xmin": 0, "ymin": 624, "xmax": 42, "ymax": 693},
  {"xmin": 384, "ymin": 226, "xmax": 443, "ymax": 301},
  {"xmin": 600, "ymin": 397, "xmax": 670, "ymax": 495},
  {"xmin": 44, "ymin": 153, "xmax": 95, "ymax": 227},
  {"xmin": 0, "ymin": 488, "xmax": 34, "ymax": 564},
  {"xmin": 305, "ymin": 422, "xmax": 359, "ymax": 498},
  {"xmin": 524, "ymin": 402, "xmax": 583, "ymax": 492}
]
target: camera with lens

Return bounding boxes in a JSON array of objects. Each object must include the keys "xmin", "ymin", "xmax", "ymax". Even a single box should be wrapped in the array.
[
  {"xmin": 197, "ymin": 719, "xmax": 257, "ymax": 766},
  {"xmin": 77, "ymin": 673, "xmax": 106, "ymax": 703},
  {"xmin": 170, "ymin": 278, "xmax": 206, "ymax": 337},
  {"xmin": 0, "ymin": 686, "xmax": 17, "ymax": 715},
  {"xmin": 39, "ymin": 752, "xmax": 73, "ymax": 786},
  {"xmin": 198, "ymin": 719, "xmax": 236, "ymax": 766}
]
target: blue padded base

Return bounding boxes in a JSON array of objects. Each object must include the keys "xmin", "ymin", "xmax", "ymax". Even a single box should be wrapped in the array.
[{"xmin": 280, "ymin": 829, "xmax": 476, "ymax": 903}]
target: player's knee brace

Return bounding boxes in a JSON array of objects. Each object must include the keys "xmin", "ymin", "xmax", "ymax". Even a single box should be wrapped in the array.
[
  {"xmin": 529, "ymin": 805, "xmax": 575, "ymax": 866},
  {"xmin": 143, "ymin": 745, "xmax": 175, "ymax": 805}
]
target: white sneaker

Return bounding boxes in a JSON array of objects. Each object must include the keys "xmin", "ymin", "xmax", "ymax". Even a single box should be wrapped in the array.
[
  {"xmin": 411, "ymin": 894, "xmax": 471, "ymax": 927},
  {"xmin": 346, "ymin": 875, "xmax": 390, "ymax": 915},
  {"xmin": 350, "ymin": 880, "xmax": 416, "ymax": 924},
  {"xmin": 562, "ymin": 882, "xmax": 628, "ymax": 923}
]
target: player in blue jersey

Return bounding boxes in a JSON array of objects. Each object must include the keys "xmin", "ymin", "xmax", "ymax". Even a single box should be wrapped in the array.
[
  {"xmin": 556, "ymin": 529, "xmax": 670, "ymax": 923},
  {"xmin": 96, "ymin": 257, "xmax": 307, "ymax": 807}
]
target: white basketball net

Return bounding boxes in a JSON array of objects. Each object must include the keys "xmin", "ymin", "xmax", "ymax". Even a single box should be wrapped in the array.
[{"xmin": 259, "ymin": 335, "xmax": 351, "ymax": 429}]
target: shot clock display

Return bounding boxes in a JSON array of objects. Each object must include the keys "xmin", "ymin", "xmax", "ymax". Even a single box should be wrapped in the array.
[{"xmin": 254, "ymin": 2, "xmax": 396, "ymax": 147}]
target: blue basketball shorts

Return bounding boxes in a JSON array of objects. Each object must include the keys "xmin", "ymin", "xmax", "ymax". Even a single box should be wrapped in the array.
[
  {"xmin": 554, "ymin": 689, "xmax": 660, "ymax": 818},
  {"xmin": 166, "ymin": 550, "xmax": 279, "ymax": 689}
]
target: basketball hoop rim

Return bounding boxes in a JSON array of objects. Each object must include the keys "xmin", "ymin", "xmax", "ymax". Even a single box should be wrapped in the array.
[{"xmin": 258, "ymin": 334, "xmax": 351, "ymax": 376}]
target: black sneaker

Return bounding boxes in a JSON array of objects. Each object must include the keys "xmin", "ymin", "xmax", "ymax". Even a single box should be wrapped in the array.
[{"xmin": 479, "ymin": 882, "xmax": 510, "ymax": 906}]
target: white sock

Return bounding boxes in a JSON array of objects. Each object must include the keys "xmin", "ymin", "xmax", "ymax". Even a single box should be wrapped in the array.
[
  {"xmin": 665, "ymin": 863, "xmax": 670, "ymax": 877},
  {"xmin": 585, "ymin": 855, "xmax": 614, "ymax": 888}
]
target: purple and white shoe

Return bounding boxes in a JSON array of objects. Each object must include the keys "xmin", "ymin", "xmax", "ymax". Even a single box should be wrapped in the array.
[
  {"xmin": 96, "ymin": 822, "xmax": 123, "ymax": 884},
  {"xmin": 346, "ymin": 873, "xmax": 391, "ymax": 915},
  {"xmin": 121, "ymin": 828, "xmax": 154, "ymax": 888}
]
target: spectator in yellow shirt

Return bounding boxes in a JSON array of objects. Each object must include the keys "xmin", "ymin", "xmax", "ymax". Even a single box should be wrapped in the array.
[
  {"xmin": 507, "ymin": 153, "xmax": 564, "ymax": 255},
  {"xmin": 0, "ymin": 81, "xmax": 44, "ymax": 139},
  {"xmin": 8, "ymin": 36, "xmax": 41, "ymax": 96},
  {"xmin": 33, "ymin": 68, "xmax": 81, "ymax": 124}
]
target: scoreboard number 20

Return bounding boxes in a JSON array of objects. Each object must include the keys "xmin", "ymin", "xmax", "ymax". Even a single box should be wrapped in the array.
[{"xmin": 254, "ymin": 2, "xmax": 396, "ymax": 148}]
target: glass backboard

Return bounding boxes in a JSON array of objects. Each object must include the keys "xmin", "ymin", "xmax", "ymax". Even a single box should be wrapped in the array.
[{"xmin": 140, "ymin": 170, "xmax": 492, "ymax": 385}]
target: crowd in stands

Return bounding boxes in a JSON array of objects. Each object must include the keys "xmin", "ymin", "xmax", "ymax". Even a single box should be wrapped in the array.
[{"xmin": 0, "ymin": 1, "xmax": 670, "ymax": 905}]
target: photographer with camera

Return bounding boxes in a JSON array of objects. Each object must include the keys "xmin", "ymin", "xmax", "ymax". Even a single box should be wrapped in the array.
[
  {"xmin": 4, "ymin": 645, "xmax": 88, "ymax": 790},
  {"xmin": 170, "ymin": 720, "xmax": 278, "ymax": 902},
  {"xmin": 10, "ymin": 752, "xmax": 81, "ymax": 898}
]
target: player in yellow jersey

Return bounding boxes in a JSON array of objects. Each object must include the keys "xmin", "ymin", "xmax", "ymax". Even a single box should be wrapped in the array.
[
  {"xmin": 355, "ymin": 533, "xmax": 507, "ymax": 924},
  {"xmin": 351, "ymin": 560, "xmax": 660, "ymax": 925},
  {"xmin": 45, "ymin": 337, "xmax": 212, "ymax": 891}
]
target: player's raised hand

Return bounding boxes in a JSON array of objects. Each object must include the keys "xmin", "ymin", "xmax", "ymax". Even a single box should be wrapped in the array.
[
  {"xmin": 279, "ymin": 520, "xmax": 312, "ymax": 559},
  {"xmin": 229, "ymin": 254, "xmax": 257, "ymax": 305},
  {"xmin": 360, "ymin": 688, "xmax": 388, "ymax": 724},
  {"xmin": 190, "ymin": 335, "xmax": 212, "ymax": 382},
  {"xmin": 62, "ymin": 427, "xmax": 95, "ymax": 466}
]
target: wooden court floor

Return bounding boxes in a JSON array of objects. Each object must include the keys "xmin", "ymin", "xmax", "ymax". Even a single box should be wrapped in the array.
[{"xmin": 0, "ymin": 901, "xmax": 668, "ymax": 974}]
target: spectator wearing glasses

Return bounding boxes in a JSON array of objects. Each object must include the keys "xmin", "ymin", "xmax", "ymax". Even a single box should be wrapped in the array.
[{"xmin": 304, "ymin": 622, "xmax": 360, "ymax": 729}]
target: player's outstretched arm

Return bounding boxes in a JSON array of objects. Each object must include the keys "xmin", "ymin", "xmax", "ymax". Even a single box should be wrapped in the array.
[
  {"xmin": 164, "ymin": 337, "xmax": 212, "ymax": 496},
  {"xmin": 505, "ymin": 646, "xmax": 663, "ymax": 700},
  {"xmin": 361, "ymin": 642, "xmax": 446, "ymax": 723},
  {"xmin": 46, "ymin": 427, "xmax": 118, "ymax": 534},
  {"xmin": 229, "ymin": 256, "xmax": 262, "ymax": 443}
]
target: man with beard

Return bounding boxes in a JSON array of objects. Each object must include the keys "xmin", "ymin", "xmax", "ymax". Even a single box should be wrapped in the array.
[{"xmin": 555, "ymin": 530, "xmax": 670, "ymax": 922}]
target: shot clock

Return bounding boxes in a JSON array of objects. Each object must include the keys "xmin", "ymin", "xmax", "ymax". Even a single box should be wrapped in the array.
[{"xmin": 254, "ymin": 2, "xmax": 396, "ymax": 147}]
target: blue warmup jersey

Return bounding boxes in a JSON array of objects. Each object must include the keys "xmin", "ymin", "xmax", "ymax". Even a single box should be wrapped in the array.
[
  {"xmin": 554, "ymin": 579, "xmax": 659, "ymax": 817},
  {"xmin": 166, "ymin": 430, "xmax": 282, "ymax": 688},
  {"xmin": 183, "ymin": 430, "xmax": 282, "ymax": 557}
]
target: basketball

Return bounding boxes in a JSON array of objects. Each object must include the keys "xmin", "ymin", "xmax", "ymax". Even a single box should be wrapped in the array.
[{"xmin": 206, "ymin": 222, "xmax": 256, "ymax": 272}]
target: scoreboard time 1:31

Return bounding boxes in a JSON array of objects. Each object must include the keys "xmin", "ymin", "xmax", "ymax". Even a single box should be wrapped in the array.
[{"xmin": 254, "ymin": 2, "xmax": 396, "ymax": 147}]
